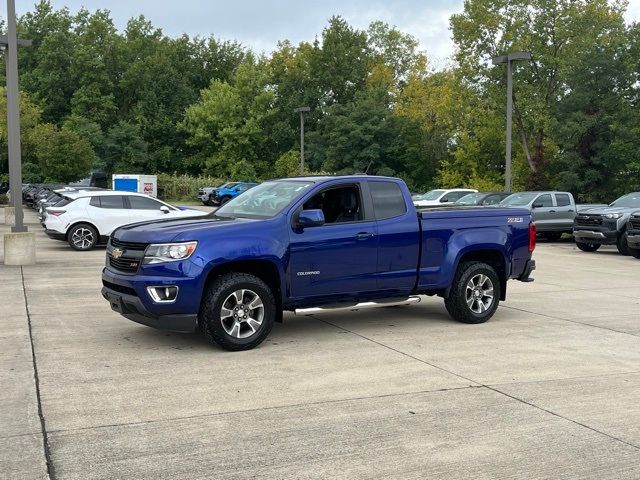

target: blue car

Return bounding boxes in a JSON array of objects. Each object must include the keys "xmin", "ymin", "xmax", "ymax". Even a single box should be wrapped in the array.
[
  {"xmin": 208, "ymin": 182, "xmax": 257, "ymax": 206},
  {"xmin": 102, "ymin": 175, "xmax": 536, "ymax": 351}
]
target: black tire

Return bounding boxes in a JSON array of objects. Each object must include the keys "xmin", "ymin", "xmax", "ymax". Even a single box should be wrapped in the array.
[
  {"xmin": 444, "ymin": 261, "xmax": 500, "ymax": 324},
  {"xmin": 617, "ymin": 232, "xmax": 630, "ymax": 256},
  {"xmin": 629, "ymin": 247, "xmax": 640, "ymax": 259},
  {"xmin": 207, "ymin": 194, "xmax": 216, "ymax": 206},
  {"xmin": 576, "ymin": 241, "xmax": 600, "ymax": 252},
  {"xmin": 200, "ymin": 273, "xmax": 275, "ymax": 351},
  {"xmin": 543, "ymin": 232, "xmax": 563, "ymax": 241},
  {"xmin": 67, "ymin": 223, "xmax": 98, "ymax": 251},
  {"xmin": 220, "ymin": 196, "xmax": 232, "ymax": 205}
]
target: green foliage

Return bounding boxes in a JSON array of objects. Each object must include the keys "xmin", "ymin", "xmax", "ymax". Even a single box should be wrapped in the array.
[
  {"xmin": 156, "ymin": 172, "xmax": 225, "ymax": 201},
  {"xmin": 273, "ymin": 150, "xmax": 301, "ymax": 178},
  {"xmin": 31, "ymin": 123, "xmax": 96, "ymax": 182},
  {"xmin": 2, "ymin": 0, "xmax": 638, "ymax": 200}
]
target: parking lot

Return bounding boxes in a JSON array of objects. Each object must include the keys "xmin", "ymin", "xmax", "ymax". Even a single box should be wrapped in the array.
[{"xmin": 1, "ymin": 206, "xmax": 639, "ymax": 479}]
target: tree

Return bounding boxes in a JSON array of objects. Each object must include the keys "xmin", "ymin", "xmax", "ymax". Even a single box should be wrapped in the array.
[
  {"xmin": 451, "ymin": 0, "xmax": 628, "ymax": 188},
  {"xmin": 104, "ymin": 121, "xmax": 149, "ymax": 173},
  {"xmin": 31, "ymin": 123, "xmax": 95, "ymax": 182}
]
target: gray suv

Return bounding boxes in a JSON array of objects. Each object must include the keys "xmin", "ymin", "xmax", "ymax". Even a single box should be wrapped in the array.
[{"xmin": 573, "ymin": 192, "xmax": 640, "ymax": 255}]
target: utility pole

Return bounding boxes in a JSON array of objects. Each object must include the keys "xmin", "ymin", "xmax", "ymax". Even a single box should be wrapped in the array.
[
  {"xmin": 294, "ymin": 106, "xmax": 310, "ymax": 175},
  {"xmin": 492, "ymin": 51, "xmax": 531, "ymax": 193},
  {"xmin": 2, "ymin": 0, "xmax": 32, "ymax": 232}
]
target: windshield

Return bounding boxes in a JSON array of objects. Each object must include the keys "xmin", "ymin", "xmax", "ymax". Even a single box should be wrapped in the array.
[
  {"xmin": 610, "ymin": 192, "xmax": 640, "ymax": 208},
  {"xmin": 217, "ymin": 182, "xmax": 230, "ymax": 188},
  {"xmin": 456, "ymin": 193, "xmax": 484, "ymax": 205},
  {"xmin": 500, "ymin": 192, "xmax": 538, "ymax": 206},
  {"xmin": 420, "ymin": 190, "xmax": 445, "ymax": 200},
  {"xmin": 215, "ymin": 181, "xmax": 314, "ymax": 218}
]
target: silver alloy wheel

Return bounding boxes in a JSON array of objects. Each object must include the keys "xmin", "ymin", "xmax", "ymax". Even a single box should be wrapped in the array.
[
  {"xmin": 465, "ymin": 274, "xmax": 494, "ymax": 314},
  {"xmin": 71, "ymin": 227, "xmax": 94, "ymax": 249},
  {"xmin": 220, "ymin": 289, "xmax": 264, "ymax": 339}
]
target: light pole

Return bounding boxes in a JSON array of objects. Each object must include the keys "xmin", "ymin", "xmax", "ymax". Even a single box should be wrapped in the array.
[
  {"xmin": 294, "ymin": 106, "xmax": 310, "ymax": 175},
  {"xmin": 492, "ymin": 51, "xmax": 531, "ymax": 193},
  {"xmin": 2, "ymin": 0, "xmax": 32, "ymax": 232}
]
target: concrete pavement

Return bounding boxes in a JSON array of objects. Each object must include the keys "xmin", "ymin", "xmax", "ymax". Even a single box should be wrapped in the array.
[{"xmin": 1, "ymin": 208, "xmax": 639, "ymax": 479}]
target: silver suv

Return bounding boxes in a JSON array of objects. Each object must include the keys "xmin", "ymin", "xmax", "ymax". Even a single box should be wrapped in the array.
[{"xmin": 573, "ymin": 192, "xmax": 640, "ymax": 255}]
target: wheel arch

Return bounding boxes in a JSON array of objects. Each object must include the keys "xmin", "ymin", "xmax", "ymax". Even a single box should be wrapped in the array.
[
  {"xmin": 202, "ymin": 259, "xmax": 283, "ymax": 322},
  {"xmin": 65, "ymin": 220, "xmax": 101, "ymax": 239},
  {"xmin": 452, "ymin": 249, "xmax": 508, "ymax": 300}
]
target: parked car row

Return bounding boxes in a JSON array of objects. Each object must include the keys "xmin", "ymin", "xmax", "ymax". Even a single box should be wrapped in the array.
[
  {"xmin": 413, "ymin": 187, "xmax": 640, "ymax": 258},
  {"xmin": 20, "ymin": 184, "xmax": 204, "ymax": 251}
]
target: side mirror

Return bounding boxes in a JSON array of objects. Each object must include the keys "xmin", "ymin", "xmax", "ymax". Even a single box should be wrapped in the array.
[
  {"xmin": 297, "ymin": 209, "xmax": 325, "ymax": 228},
  {"xmin": 440, "ymin": 198, "xmax": 449, "ymax": 203},
  {"xmin": 160, "ymin": 205, "xmax": 171, "ymax": 214},
  {"xmin": 532, "ymin": 202, "xmax": 543, "ymax": 209}
]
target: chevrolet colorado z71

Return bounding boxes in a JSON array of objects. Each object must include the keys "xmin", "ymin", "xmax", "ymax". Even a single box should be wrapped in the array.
[{"xmin": 102, "ymin": 176, "xmax": 536, "ymax": 351}]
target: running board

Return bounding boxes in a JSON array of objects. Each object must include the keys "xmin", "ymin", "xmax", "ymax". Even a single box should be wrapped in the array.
[{"xmin": 294, "ymin": 295, "xmax": 421, "ymax": 315}]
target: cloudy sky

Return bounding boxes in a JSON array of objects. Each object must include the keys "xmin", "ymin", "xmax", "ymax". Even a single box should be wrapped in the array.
[{"xmin": 14, "ymin": 0, "xmax": 640, "ymax": 68}]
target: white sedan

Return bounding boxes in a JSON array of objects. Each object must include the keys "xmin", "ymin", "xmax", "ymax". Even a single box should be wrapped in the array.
[
  {"xmin": 413, "ymin": 188, "xmax": 478, "ymax": 207},
  {"xmin": 44, "ymin": 191, "xmax": 204, "ymax": 250}
]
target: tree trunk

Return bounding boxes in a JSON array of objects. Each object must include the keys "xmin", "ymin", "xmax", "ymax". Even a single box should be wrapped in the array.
[{"xmin": 525, "ymin": 129, "xmax": 550, "ymax": 189}]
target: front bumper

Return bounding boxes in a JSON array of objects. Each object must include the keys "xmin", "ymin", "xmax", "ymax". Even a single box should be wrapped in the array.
[
  {"xmin": 627, "ymin": 233, "xmax": 640, "ymax": 249},
  {"xmin": 102, "ymin": 286, "xmax": 197, "ymax": 333},
  {"xmin": 573, "ymin": 227, "xmax": 618, "ymax": 245}
]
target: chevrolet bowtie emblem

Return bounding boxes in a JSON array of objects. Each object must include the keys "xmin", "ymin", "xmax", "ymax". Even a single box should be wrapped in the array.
[{"xmin": 113, "ymin": 248, "xmax": 123, "ymax": 258}]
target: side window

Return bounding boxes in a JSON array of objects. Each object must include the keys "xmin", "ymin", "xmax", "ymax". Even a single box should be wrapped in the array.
[
  {"xmin": 89, "ymin": 196, "xmax": 101, "ymax": 208},
  {"xmin": 441, "ymin": 191, "xmax": 467, "ymax": 203},
  {"xmin": 98, "ymin": 196, "xmax": 125, "ymax": 209},
  {"xmin": 128, "ymin": 196, "xmax": 164, "ymax": 210},
  {"xmin": 536, "ymin": 194, "xmax": 553, "ymax": 207},
  {"xmin": 370, "ymin": 181, "xmax": 407, "ymax": 220},
  {"xmin": 302, "ymin": 185, "xmax": 364, "ymax": 224},
  {"xmin": 482, "ymin": 195, "xmax": 501, "ymax": 205},
  {"xmin": 555, "ymin": 194, "xmax": 571, "ymax": 207},
  {"xmin": 237, "ymin": 184, "xmax": 250, "ymax": 192}
]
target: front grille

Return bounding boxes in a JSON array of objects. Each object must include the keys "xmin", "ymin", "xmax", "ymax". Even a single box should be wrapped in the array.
[
  {"xmin": 576, "ymin": 215, "xmax": 603, "ymax": 227},
  {"xmin": 198, "ymin": 189, "xmax": 205, "ymax": 196},
  {"xmin": 108, "ymin": 256, "xmax": 141, "ymax": 274},
  {"xmin": 629, "ymin": 218, "xmax": 640, "ymax": 231},
  {"xmin": 102, "ymin": 280, "xmax": 137, "ymax": 296},
  {"xmin": 110, "ymin": 238, "xmax": 148, "ymax": 251}
]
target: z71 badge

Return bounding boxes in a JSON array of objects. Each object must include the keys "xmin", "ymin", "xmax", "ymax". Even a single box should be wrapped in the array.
[{"xmin": 507, "ymin": 217, "xmax": 524, "ymax": 223}]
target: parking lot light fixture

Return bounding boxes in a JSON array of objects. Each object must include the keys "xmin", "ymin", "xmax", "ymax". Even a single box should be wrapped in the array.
[
  {"xmin": 492, "ymin": 51, "xmax": 532, "ymax": 193},
  {"xmin": 294, "ymin": 106, "xmax": 310, "ymax": 175}
]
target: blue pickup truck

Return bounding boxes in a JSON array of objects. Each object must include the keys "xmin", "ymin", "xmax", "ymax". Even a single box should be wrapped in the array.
[{"xmin": 102, "ymin": 176, "xmax": 536, "ymax": 351}]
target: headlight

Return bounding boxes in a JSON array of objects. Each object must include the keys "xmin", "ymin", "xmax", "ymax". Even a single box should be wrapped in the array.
[
  {"xmin": 604, "ymin": 213, "xmax": 623, "ymax": 219},
  {"xmin": 143, "ymin": 241, "xmax": 197, "ymax": 264}
]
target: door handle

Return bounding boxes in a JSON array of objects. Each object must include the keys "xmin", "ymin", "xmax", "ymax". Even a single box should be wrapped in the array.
[
  {"xmin": 549, "ymin": 210, "xmax": 556, "ymax": 213},
  {"xmin": 568, "ymin": 209, "xmax": 574, "ymax": 213},
  {"xmin": 355, "ymin": 232, "xmax": 375, "ymax": 240}
]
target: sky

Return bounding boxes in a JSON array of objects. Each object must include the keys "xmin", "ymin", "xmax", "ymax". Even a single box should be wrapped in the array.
[{"xmin": 13, "ymin": 0, "xmax": 640, "ymax": 69}]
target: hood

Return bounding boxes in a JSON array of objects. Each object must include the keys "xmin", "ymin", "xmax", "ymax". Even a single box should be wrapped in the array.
[
  {"xmin": 112, "ymin": 215, "xmax": 261, "ymax": 244},
  {"xmin": 578, "ymin": 206, "xmax": 639, "ymax": 215}
]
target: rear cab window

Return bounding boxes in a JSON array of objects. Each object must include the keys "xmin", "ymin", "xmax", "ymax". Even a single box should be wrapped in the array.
[
  {"xmin": 369, "ymin": 181, "xmax": 407, "ymax": 220},
  {"xmin": 555, "ymin": 193, "xmax": 571, "ymax": 207}
]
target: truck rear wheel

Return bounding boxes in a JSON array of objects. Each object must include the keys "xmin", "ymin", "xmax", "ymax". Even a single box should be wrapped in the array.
[
  {"xmin": 576, "ymin": 242, "xmax": 600, "ymax": 252},
  {"xmin": 444, "ymin": 261, "xmax": 500, "ymax": 324},
  {"xmin": 200, "ymin": 273, "xmax": 275, "ymax": 351}
]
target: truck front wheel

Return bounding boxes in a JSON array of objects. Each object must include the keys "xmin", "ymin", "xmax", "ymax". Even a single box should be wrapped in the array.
[
  {"xmin": 200, "ymin": 273, "xmax": 276, "ymax": 351},
  {"xmin": 444, "ymin": 261, "xmax": 500, "ymax": 324}
]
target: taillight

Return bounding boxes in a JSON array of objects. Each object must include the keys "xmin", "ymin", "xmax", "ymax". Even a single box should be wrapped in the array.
[
  {"xmin": 50, "ymin": 210, "xmax": 65, "ymax": 217},
  {"xmin": 529, "ymin": 222, "xmax": 537, "ymax": 252}
]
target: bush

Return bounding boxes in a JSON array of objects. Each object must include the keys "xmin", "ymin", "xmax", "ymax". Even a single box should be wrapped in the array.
[
  {"xmin": 0, "ymin": 193, "xmax": 8, "ymax": 205},
  {"xmin": 157, "ymin": 173, "xmax": 225, "ymax": 201}
]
